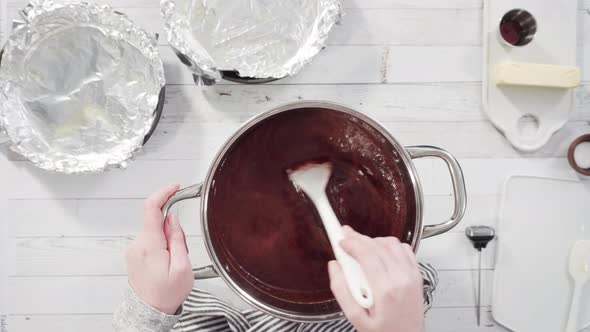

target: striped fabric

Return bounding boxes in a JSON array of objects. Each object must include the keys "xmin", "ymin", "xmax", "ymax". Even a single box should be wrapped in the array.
[{"xmin": 173, "ymin": 263, "xmax": 438, "ymax": 332}]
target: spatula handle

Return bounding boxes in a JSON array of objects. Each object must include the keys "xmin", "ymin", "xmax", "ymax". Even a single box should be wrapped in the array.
[
  {"xmin": 565, "ymin": 282, "xmax": 582, "ymax": 332},
  {"xmin": 566, "ymin": 283, "xmax": 582, "ymax": 332},
  {"xmin": 315, "ymin": 196, "xmax": 374, "ymax": 309}
]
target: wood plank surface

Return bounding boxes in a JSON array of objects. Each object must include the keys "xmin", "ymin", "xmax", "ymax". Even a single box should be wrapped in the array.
[
  {"xmin": 10, "ymin": 233, "xmax": 495, "ymax": 277},
  {"xmin": 6, "ymin": 194, "xmax": 497, "ymax": 237},
  {"xmin": 4, "ymin": 121, "xmax": 589, "ymax": 162},
  {"xmin": 2, "ymin": 307, "xmax": 515, "ymax": 332},
  {"xmin": 1, "ymin": 0, "xmax": 589, "ymax": 331},
  {"xmin": 6, "ymin": 7, "xmax": 483, "ymax": 46},
  {"xmin": 3, "ymin": 270, "xmax": 494, "ymax": 314}
]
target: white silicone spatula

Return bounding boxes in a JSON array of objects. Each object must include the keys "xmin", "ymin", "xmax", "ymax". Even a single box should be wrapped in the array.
[
  {"xmin": 288, "ymin": 161, "xmax": 374, "ymax": 309},
  {"xmin": 566, "ymin": 240, "xmax": 590, "ymax": 332}
]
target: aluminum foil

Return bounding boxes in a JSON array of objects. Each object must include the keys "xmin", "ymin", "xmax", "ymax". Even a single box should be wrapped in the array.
[
  {"xmin": 0, "ymin": 1, "xmax": 165, "ymax": 173},
  {"xmin": 161, "ymin": 0, "xmax": 342, "ymax": 82}
]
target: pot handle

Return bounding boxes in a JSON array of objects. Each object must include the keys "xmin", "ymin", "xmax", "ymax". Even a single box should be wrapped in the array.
[
  {"xmin": 406, "ymin": 146, "xmax": 467, "ymax": 239},
  {"xmin": 162, "ymin": 183, "xmax": 203, "ymax": 219},
  {"xmin": 193, "ymin": 265, "xmax": 218, "ymax": 280},
  {"xmin": 161, "ymin": 183, "xmax": 220, "ymax": 280}
]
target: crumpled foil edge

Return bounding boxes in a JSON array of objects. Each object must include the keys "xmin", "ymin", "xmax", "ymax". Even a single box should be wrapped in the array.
[
  {"xmin": 0, "ymin": 1, "xmax": 166, "ymax": 174},
  {"xmin": 160, "ymin": 0, "xmax": 342, "ymax": 83}
]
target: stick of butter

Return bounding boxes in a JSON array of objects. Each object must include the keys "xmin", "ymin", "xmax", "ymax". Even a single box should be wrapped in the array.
[{"xmin": 494, "ymin": 62, "xmax": 580, "ymax": 89}]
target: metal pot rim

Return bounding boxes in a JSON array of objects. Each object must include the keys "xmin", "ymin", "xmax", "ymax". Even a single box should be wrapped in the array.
[{"xmin": 199, "ymin": 101, "xmax": 424, "ymax": 322}]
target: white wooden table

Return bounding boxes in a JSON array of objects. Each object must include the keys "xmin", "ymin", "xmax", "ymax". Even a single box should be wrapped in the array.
[{"xmin": 1, "ymin": 1, "xmax": 590, "ymax": 331}]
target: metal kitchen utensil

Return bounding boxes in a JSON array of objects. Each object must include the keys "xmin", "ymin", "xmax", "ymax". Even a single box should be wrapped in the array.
[
  {"xmin": 161, "ymin": 0, "xmax": 341, "ymax": 84},
  {"xmin": 0, "ymin": 2, "xmax": 165, "ymax": 173},
  {"xmin": 287, "ymin": 161, "xmax": 374, "ymax": 309},
  {"xmin": 566, "ymin": 240, "xmax": 590, "ymax": 332},
  {"xmin": 465, "ymin": 225, "xmax": 495, "ymax": 326}
]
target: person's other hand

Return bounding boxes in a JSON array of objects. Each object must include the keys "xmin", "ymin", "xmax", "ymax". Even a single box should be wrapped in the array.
[
  {"xmin": 328, "ymin": 226, "xmax": 424, "ymax": 332},
  {"xmin": 126, "ymin": 184, "xmax": 193, "ymax": 314}
]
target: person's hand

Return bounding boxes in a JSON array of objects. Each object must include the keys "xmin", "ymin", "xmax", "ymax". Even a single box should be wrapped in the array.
[
  {"xmin": 126, "ymin": 184, "xmax": 194, "ymax": 315},
  {"xmin": 328, "ymin": 226, "xmax": 424, "ymax": 332}
]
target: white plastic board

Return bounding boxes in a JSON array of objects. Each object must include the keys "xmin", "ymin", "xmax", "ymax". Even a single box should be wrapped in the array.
[
  {"xmin": 493, "ymin": 176, "xmax": 590, "ymax": 331},
  {"xmin": 482, "ymin": 0, "xmax": 578, "ymax": 152}
]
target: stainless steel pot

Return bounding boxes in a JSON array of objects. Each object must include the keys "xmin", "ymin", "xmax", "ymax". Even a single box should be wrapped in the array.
[{"xmin": 162, "ymin": 101, "xmax": 467, "ymax": 322}]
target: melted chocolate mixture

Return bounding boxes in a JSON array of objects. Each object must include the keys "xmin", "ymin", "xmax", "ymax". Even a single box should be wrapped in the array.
[{"xmin": 207, "ymin": 107, "xmax": 416, "ymax": 313}]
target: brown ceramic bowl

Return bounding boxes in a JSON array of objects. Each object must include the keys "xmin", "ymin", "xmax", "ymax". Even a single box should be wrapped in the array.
[{"xmin": 568, "ymin": 134, "xmax": 590, "ymax": 176}]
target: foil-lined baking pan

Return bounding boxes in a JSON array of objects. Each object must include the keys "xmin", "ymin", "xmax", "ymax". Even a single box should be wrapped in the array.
[
  {"xmin": 161, "ymin": 0, "xmax": 342, "ymax": 84},
  {"xmin": 0, "ymin": 1, "xmax": 166, "ymax": 173}
]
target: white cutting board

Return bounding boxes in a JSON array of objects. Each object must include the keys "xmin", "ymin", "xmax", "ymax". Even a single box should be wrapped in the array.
[
  {"xmin": 493, "ymin": 176, "xmax": 590, "ymax": 331},
  {"xmin": 483, "ymin": 0, "xmax": 577, "ymax": 152}
]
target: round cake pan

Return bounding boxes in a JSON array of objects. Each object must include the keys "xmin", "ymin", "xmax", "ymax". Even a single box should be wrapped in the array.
[
  {"xmin": 161, "ymin": 0, "xmax": 342, "ymax": 84},
  {"xmin": 0, "ymin": 2, "xmax": 166, "ymax": 173}
]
